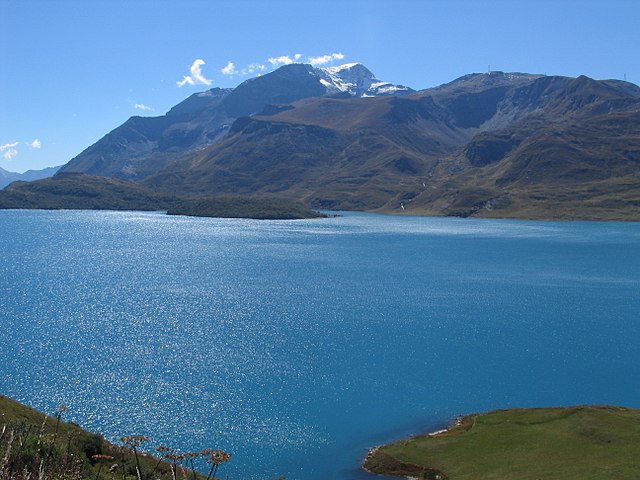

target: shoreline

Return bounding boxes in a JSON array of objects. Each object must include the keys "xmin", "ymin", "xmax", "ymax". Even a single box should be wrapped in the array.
[
  {"xmin": 362, "ymin": 415, "xmax": 471, "ymax": 478},
  {"xmin": 361, "ymin": 405, "xmax": 640, "ymax": 480}
]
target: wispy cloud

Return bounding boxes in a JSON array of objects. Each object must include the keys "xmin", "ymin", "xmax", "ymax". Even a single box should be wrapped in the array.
[
  {"xmin": 1, "ymin": 139, "xmax": 43, "ymax": 160},
  {"xmin": 221, "ymin": 61, "xmax": 235, "ymax": 75},
  {"xmin": 1, "ymin": 142, "xmax": 19, "ymax": 160},
  {"xmin": 211, "ymin": 51, "xmax": 346, "ymax": 82},
  {"xmin": 220, "ymin": 61, "xmax": 268, "ymax": 78},
  {"xmin": 1, "ymin": 142, "xmax": 18, "ymax": 151},
  {"xmin": 213, "ymin": 52, "xmax": 347, "ymax": 80},
  {"xmin": 267, "ymin": 53, "xmax": 302, "ymax": 68},
  {"xmin": 2, "ymin": 149, "xmax": 17, "ymax": 160},
  {"xmin": 177, "ymin": 59, "xmax": 212, "ymax": 87},
  {"xmin": 0, "ymin": 142, "xmax": 18, "ymax": 160},
  {"xmin": 246, "ymin": 63, "xmax": 267, "ymax": 74},
  {"xmin": 308, "ymin": 52, "xmax": 345, "ymax": 66},
  {"xmin": 134, "ymin": 103, "xmax": 153, "ymax": 111}
]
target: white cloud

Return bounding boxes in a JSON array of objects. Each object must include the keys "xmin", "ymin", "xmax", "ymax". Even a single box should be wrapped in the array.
[
  {"xmin": 177, "ymin": 76, "xmax": 194, "ymax": 87},
  {"xmin": 308, "ymin": 52, "xmax": 345, "ymax": 66},
  {"xmin": 1, "ymin": 142, "xmax": 19, "ymax": 160},
  {"xmin": 28, "ymin": 139, "xmax": 42, "ymax": 149},
  {"xmin": 245, "ymin": 63, "xmax": 266, "ymax": 74},
  {"xmin": 3, "ymin": 148, "xmax": 18, "ymax": 160},
  {"xmin": 177, "ymin": 59, "xmax": 212, "ymax": 87},
  {"xmin": 268, "ymin": 56, "xmax": 293, "ymax": 67},
  {"xmin": 0, "ymin": 142, "xmax": 18, "ymax": 152},
  {"xmin": 221, "ymin": 61, "xmax": 235, "ymax": 75},
  {"xmin": 134, "ymin": 103, "xmax": 153, "ymax": 111},
  {"xmin": 220, "ymin": 61, "xmax": 268, "ymax": 77},
  {"xmin": 267, "ymin": 54, "xmax": 302, "ymax": 68}
]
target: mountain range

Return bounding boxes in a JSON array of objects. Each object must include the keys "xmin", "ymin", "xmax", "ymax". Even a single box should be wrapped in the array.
[
  {"xmin": 58, "ymin": 63, "xmax": 413, "ymax": 181},
  {"xmin": 0, "ymin": 165, "xmax": 61, "ymax": 189},
  {"xmin": 3, "ymin": 63, "xmax": 640, "ymax": 220}
]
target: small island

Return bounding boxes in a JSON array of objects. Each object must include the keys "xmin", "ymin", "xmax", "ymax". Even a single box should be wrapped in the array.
[{"xmin": 363, "ymin": 405, "xmax": 640, "ymax": 479}]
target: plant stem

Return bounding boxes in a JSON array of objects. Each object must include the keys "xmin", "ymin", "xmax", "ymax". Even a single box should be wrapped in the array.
[{"xmin": 133, "ymin": 446, "xmax": 142, "ymax": 480}]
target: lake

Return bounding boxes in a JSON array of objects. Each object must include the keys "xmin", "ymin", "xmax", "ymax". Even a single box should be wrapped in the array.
[{"xmin": 1, "ymin": 210, "xmax": 639, "ymax": 479}]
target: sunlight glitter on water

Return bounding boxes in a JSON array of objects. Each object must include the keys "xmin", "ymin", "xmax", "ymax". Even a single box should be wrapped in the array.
[{"xmin": 1, "ymin": 210, "xmax": 639, "ymax": 479}]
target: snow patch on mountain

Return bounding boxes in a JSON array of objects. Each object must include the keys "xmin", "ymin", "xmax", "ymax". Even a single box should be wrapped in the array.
[
  {"xmin": 316, "ymin": 63, "xmax": 413, "ymax": 97},
  {"xmin": 322, "ymin": 63, "xmax": 360, "ymax": 74}
]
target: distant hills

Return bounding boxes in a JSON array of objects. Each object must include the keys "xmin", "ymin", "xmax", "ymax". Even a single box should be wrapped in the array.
[
  {"xmin": 0, "ymin": 165, "xmax": 60, "ymax": 189},
  {"xmin": 3, "ymin": 63, "xmax": 640, "ymax": 220}
]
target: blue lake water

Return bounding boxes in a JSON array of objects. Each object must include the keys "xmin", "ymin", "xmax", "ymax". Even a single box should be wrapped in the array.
[{"xmin": 1, "ymin": 210, "xmax": 639, "ymax": 479}]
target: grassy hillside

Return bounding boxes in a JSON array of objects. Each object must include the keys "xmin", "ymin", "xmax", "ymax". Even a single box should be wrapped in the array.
[
  {"xmin": 0, "ymin": 174, "xmax": 324, "ymax": 220},
  {"xmin": 168, "ymin": 196, "xmax": 326, "ymax": 219},
  {"xmin": 364, "ymin": 405, "xmax": 640, "ymax": 480},
  {"xmin": 0, "ymin": 173, "xmax": 174, "ymax": 211},
  {"xmin": 0, "ymin": 395, "xmax": 229, "ymax": 480},
  {"xmin": 397, "ymin": 101, "xmax": 640, "ymax": 220},
  {"xmin": 142, "ymin": 74, "xmax": 640, "ymax": 221},
  {"xmin": 400, "ymin": 173, "xmax": 640, "ymax": 221}
]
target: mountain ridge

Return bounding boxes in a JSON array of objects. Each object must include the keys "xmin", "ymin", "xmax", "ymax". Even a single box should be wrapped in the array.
[
  {"xmin": 59, "ymin": 63, "xmax": 412, "ymax": 181},
  {"xmin": 10, "ymin": 64, "xmax": 640, "ymax": 220},
  {"xmin": 0, "ymin": 165, "xmax": 61, "ymax": 189}
]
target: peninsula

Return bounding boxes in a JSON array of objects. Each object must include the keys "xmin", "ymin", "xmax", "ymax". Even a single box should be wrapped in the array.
[{"xmin": 364, "ymin": 405, "xmax": 640, "ymax": 479}]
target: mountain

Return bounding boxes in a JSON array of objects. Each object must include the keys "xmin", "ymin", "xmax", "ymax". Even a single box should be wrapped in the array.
[
  {"xmin": 59, "ymin": 63, "xmax": 412, "ymax": 181},
  {"xmin": 408, "ymin": 75, "xmax": 640, "ymax": 219},
  {"xmin": 0, "ymin": 165, "xmax": 61, "ymax": 189},
  {"xmin": 14, "ymin": 65, "xmax": 640, "ymax": 220},
  {"xmin": 141, "ymin": 70, "xmax": 640, "ymax": 218},
  {"xmin": 0, "ymin": 167, "xmax": 17, "ymax": 188},
  {"xmin": 319, "ymin": 63, "xmax": 413, "ymax": 96}
]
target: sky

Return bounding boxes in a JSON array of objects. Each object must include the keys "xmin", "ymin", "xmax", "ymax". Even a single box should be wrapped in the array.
[{"xmin": 1, "ymin": 0, "xmax": 639, "ymax": 173}]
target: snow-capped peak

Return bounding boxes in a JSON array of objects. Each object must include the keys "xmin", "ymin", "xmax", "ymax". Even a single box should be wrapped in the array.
[
  {"xmin": 322, "ymin": 63, "xmax": 362, "ymax": 75},
  {"xmin": 315, "ymin": 63, "xmax": 413, "ymax": 97}
]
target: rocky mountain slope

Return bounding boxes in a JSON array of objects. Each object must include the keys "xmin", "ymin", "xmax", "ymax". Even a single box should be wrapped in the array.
[
  {"xmin": 141, "ymin": 71, "xmax": 640, "ymax": 218},
  {"xmin": 13, "ymin": 64, "xmax": 640, "ymax": 220},
  {"xmin": 59, "ymin": 63, "xmax": 412, "ymax": 181}
]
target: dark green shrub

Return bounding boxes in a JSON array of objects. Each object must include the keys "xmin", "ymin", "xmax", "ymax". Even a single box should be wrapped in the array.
[{"xmin": 79, "ymin": 432, "xmax": 104, "ymax": 458}]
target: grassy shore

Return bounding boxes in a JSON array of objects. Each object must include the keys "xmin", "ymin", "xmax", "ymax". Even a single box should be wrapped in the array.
[{"xmin": 363, "ymin": 405, "xmax": 640, "ymax": 480}]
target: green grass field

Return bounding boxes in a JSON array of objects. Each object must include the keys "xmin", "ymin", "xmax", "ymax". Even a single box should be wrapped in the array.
[{"xmin": 364, "ymin": 406, "xmax": 640, "ymax": 480}]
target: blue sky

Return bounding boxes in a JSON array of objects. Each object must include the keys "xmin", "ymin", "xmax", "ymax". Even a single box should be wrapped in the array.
[{"xmin": 1, "ymin": 0, "xmax": 639, "ymax": 173}]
